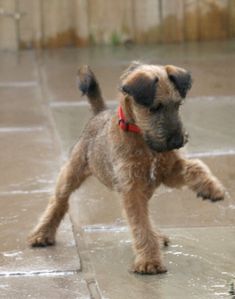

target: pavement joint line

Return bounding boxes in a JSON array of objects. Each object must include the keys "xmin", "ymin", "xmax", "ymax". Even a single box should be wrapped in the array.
[
  {"xmin": 83, "ymin": 225, "xmax": 235, "ymax": 232},
  {"xmin": 0, "ymin": 81, "xmax": 38, "ymax": 88},
  {"xmin": 188, "ymin": 95, "xmax": 234, "ymax": 101},
  {"xmin": 50, "ymin": 100, "xmax": 118, "ymax": 107},
  {"xmin": 49, "ymin": 96, "xmax": 234, "ymax": 108},
  {"xmin": 70, "ymin": 220, "xmax": 104, "ymax": 297},
  {"xmin": 0, "ymin": 189, "xmax": 52, "ymax": 196},
  {"xmin": 0, "ymin": 126, "xmax": 45, "ymax": 133},
  {"xmin": 161, "ymin": 225, "xmax": 235, "ymax": 230},
  {"xmin": 86, "ymin": 279, "xmax": 102, "ymax": 299},
  {"xmin": 0, "ymin": 269, "xmax": 79, "ymax": 278},
  {"xmin": 82, "ymin": 224, "xmax": 128, "ymax": 233},
  {"xmin": 188, "ymin": 150, "xmax": 235, "ymax": 158}
]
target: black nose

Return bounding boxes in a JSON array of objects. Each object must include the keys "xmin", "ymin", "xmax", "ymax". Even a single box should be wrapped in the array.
[{"xmin": 167, "ymin": 134, "xmax": 184, "ymax": 150}]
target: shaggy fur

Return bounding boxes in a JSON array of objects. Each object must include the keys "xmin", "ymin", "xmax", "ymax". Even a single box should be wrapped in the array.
[{"xmin": 28, "ymin": 62, "xmax": 225, "ymax": 274}]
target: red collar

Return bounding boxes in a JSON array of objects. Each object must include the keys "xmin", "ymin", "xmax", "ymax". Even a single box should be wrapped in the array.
[{"xmin": 118, "ymin": 106, "xmax": 141, "ymax": 134}]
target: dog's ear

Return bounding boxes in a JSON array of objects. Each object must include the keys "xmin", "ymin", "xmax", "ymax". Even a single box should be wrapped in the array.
[
  {"xmin": 166, "ymin": 65, "xmax": 192, "ymax": 98},
  {"xmin": 121, "ymin": 73, "xmax": 158, "ymax": 107}
]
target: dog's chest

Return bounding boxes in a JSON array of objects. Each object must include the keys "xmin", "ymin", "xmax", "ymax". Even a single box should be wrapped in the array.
[
  {"xmin": 123, "ymin": 151, "xmax": 160, "ymax": 184},
  {"xmin": 150, "ymin": 157, "xmax": 158, "ymax": 182}
]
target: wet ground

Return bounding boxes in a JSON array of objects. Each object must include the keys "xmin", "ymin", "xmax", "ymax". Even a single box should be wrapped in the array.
[{"xmin": 0, "ymin": 41, "xmax": 235, "ymax": 298}]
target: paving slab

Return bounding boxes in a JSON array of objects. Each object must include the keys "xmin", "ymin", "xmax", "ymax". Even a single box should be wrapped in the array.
[
  {"xmin": 0, "ymin": 274, "xmax": 90, "ymax": 299},
  {"xmin": 70, "ymin": 177, "xmax": 121, "ymax": 229},
  {"xmin": 51, "ymin": 96, "xmax": 235, "ymax": 155},
  {"xmin": 0, "ymin": 129, "xmax": 60, "ymax": 194},
  {"xmin": 150, "ymin": 154, "xmax": 235, "ymax": 228},
  {"xmin": 0, "ymin": 51, "xmax": 38, "ymax": 84},
  {"xmin": 183, "ymin": 97, "xmax": 235, "ymax": 155},
  {"xmin": 42, "ymin": 41, "xmax": 235, "ymax": 103},
  {"xmin": 1, "ymin": 45, "xmax": 234, "ymax": 299},
  {"xmin": 51, "ymin": 103, "xmax": 92, "ymax": 152},
  {"xmin": 0, "ymin": 87, "xmax": 48, "ymax": 128},
  {"xmin": 70, "ymin": 154, "xmax": 235, "ymax": 230},
  {"xmin": 43, "ymin": 59, "xmax": 121, "ymax": 103},
  {"xmin": 40, "ymin": 46, "xmax": 132, "ymax": 102},
  {"xmin": 82, "ymin": 227, "xmax": 235, "ymax": 299},
  {"xmin": 0, "ymin": 192, "xmax": 80, "ymax": 274},
  {"xmin": 39, "ymin": 48, "xmax": 91, "ymax": 103}
]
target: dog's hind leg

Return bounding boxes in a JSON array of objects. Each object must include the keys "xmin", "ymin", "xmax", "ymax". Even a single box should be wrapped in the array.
[{"xmin": 28, "ymin": 144, "xmax": 90, "ymax": 247}]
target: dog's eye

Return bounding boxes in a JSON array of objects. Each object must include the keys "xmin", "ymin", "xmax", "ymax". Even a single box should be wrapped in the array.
[{"xmin": 149, "ymin": 103, "xmax": 163, "ymax": 113}]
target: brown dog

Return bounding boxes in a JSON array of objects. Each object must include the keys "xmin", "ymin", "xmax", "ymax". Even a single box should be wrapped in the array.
[{"xmin": 28, "ymin": 62, "xmax": 225, "ymax": 274}]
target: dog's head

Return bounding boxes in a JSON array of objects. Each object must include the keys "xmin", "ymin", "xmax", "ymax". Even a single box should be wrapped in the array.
[{"xmin": 120, "ymin": 61, "xmax": 192, "ymax": 152}]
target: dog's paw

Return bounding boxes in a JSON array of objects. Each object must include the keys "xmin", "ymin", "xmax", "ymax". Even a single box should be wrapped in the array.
[
  {"xmin": 197, "ymin": 180, "xmax": 225, "ymax": 202},
  {"xmin": 132, "ymin": 258, "xmax": 167, "ymax": 275},
  {"xmin": 28, "ymin": 230, "xmax": 55, "ymax": 247}
]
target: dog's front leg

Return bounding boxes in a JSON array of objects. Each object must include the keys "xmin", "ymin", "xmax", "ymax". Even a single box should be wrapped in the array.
[
  {"xmin": 164, "ymin": 157, "xmax": 225, "ymax": 202},
  {"xmin": 183, "ymin": 159, "xmax": 225, "ymax": 201},
  {"xmin": 122, "ymin": 189, "xmax": 167, "ymax": 274}
]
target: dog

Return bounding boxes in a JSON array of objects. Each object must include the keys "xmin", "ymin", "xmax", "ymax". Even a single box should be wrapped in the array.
[{"xmin": 28, "ymin": 62, "xmax": 225, "ymax": 274}]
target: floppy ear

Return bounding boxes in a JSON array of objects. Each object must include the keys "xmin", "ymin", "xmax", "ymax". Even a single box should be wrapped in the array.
[
  {"xmin": 166, "ymin": 65, "xmax": 192, "ymax": 98},
  {"xmin": 121, "ymin": 73, "xmax": 158, "ymax": 107}
]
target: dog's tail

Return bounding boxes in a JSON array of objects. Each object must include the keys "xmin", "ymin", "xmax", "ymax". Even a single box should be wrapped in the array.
[{"xmin": 77, "ymin": 65, "xmax": 107, "ymax": 115}]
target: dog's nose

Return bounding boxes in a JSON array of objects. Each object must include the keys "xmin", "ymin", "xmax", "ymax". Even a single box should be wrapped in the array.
[{"xmin": 167, "ymin": 134, "xmax": 184, "ymax": 150}]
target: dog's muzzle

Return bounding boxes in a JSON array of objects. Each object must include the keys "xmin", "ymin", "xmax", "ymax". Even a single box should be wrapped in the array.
[
  {"xmin": 167, "ymin": 131, "xmax": 189, "ymax": 151},
  {"xmin": 145, "ymin": 131, "xmax": 189, "ymax": 152}
]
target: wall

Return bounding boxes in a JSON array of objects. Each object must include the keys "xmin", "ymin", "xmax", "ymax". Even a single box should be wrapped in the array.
[{"xmin": 0, "ymin": 0, "xmax": 234, "ymax": 50}]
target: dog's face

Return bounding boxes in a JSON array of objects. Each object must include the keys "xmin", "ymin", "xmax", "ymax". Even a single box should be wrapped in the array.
[{"xmin": 120, "ymin": 62, "xmax": 192, "ymax": 152}]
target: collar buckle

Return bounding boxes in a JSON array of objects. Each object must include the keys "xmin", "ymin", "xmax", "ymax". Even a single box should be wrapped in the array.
[{"xmin": 118, "ymin": 119, "xmax": 129, "ymax": 131}]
